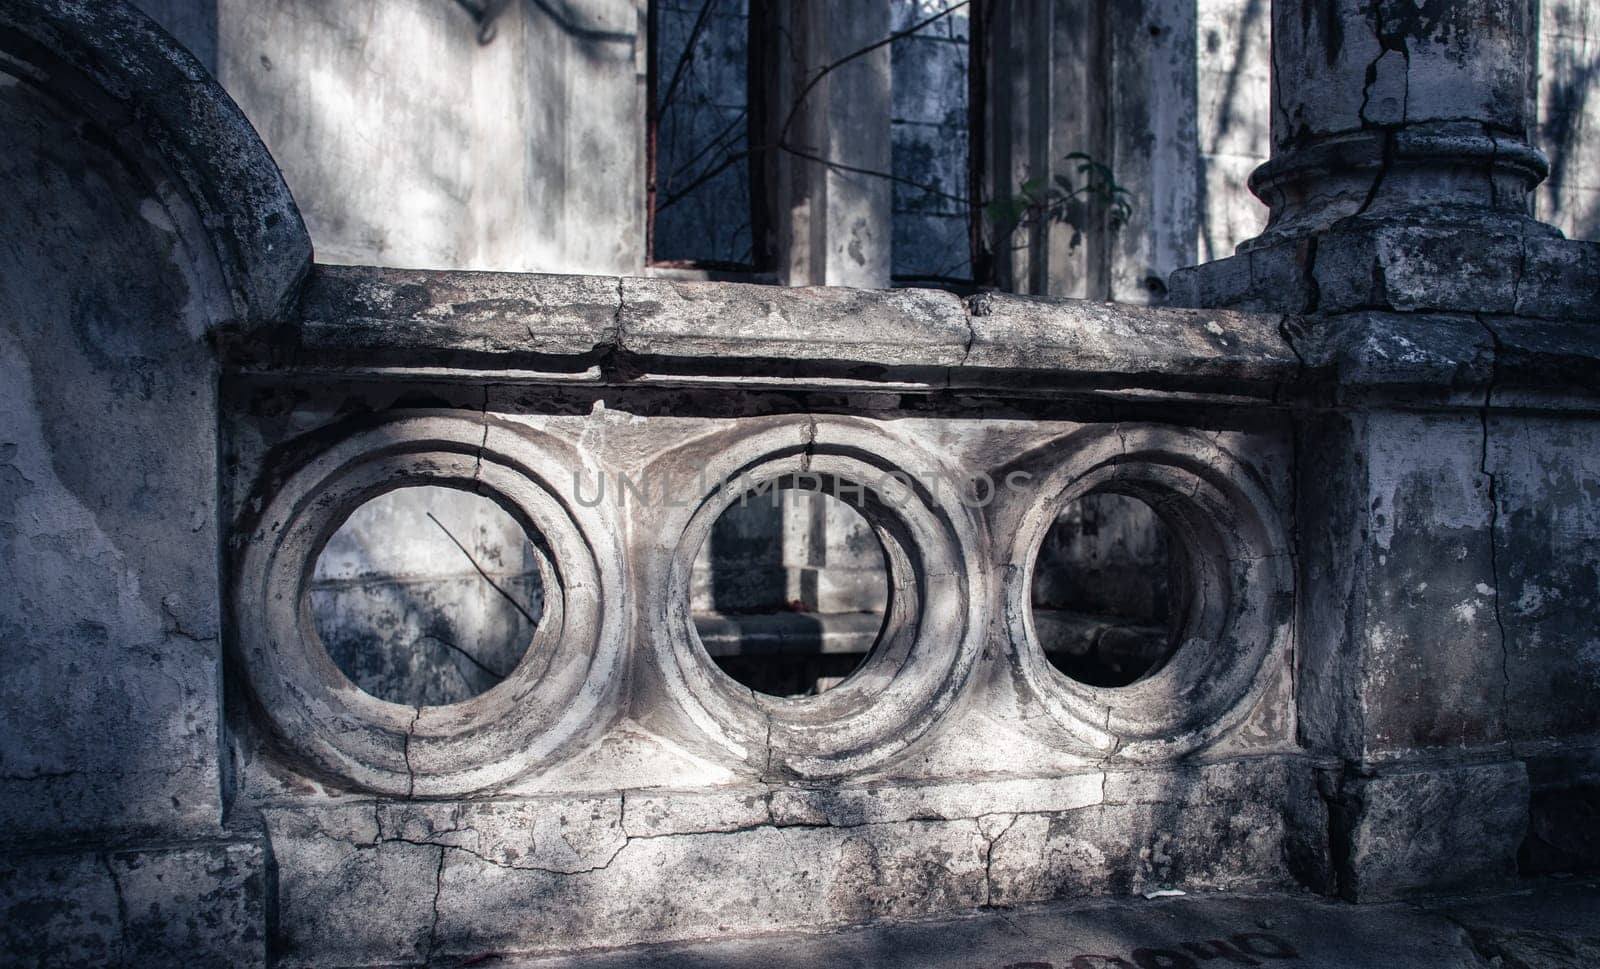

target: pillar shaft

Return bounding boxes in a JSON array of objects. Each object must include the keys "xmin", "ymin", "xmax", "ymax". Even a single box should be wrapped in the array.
[
  {"xmin": 1169, "ymin": 0, "xmax": 1600, "ymax": 901},
  {"xmin": 1247, "ymin": 0, "xmax": 1548, "ymax": 248}
]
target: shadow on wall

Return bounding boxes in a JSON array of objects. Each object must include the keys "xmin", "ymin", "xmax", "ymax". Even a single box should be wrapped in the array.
[
  {"xmin": 131, "ymin": 0, "xmax": 644, "ymax": 274},
  {"xmin": 1196, "ymin": 0, "xmax": 1270, "ymax": 263},
  {"xmin": 309, "ymin": 486, "xmax": 544, "ymax": 707},
  {"xmin": 1542, "ymin": 45, "xmax": 1600, "ymax": 241}
]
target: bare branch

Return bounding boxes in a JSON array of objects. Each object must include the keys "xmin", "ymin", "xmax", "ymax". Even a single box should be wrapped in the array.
[
  {"xmin": 666, "ymin": 107, "xmax": 749, "ymax": 185},
  {"xmin": 776, "ymin": 0, "xmax": 971, "ymax": 147},
  {"xmin": 657, "ymin": 147, "xmax": 755, "ymax": 212},
  {"xmin": 778, "ymin": 142, "xmax": 968, "ymax": 206},
  {"xmin": 415, "ymin": 634, "xmax": 511, "ymax": 683},
  {"xmin": 426, "ymin": 511, "xmax": 540, "ymax": 627},
  {"xmin": 657, "ymin": 0, "xmax": 720, "ymax": 121}
]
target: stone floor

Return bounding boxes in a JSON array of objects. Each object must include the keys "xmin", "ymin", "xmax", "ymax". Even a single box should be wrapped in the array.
[{"xmin": 502, "ymin": 877, "xmax": 1600, "ymax": 968}]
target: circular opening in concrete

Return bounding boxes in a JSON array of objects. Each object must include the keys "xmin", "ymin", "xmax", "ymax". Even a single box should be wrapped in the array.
[
  {"xmin": 1030, "ymin": 492, "xmax": 1188, "ymax": 688},
  {"xmin": 691, "ymin": 475, "xmax": 889, "ymax": 698},
  {"xmin": 309, "ymin": 484, "xmax": 545, "ymax": 706}
]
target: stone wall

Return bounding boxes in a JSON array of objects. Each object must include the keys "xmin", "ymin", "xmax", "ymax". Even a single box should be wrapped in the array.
[
  {"xmin": 6, "ymin": 1, "xmax": 1600, "ymax": 965},
  {"xmin": 136, "ymin": 0, "xmax": 646, "ymax": 274},
  {"xmin": 0, "ymin": 2, "xmax": 310, "ymax": 962}
]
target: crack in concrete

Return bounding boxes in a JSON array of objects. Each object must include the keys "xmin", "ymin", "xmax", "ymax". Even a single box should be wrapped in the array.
[
  {"xmin": 1355, "ymin": 3, "xmax": 1411, "ymax": 220},
  {"xmin": 1485, "ymin": 124, "xmax": 1502, "ymax": 211},
  {"xmin": 612, "ymin": 276, "xmax": 627, "ymax": 351},
  {"xmin": 0, "ymin": 769, "xmax": 81, "ymax": 782},
  {"xmin": 1285, "ymin": 411, "xmax": 1305, "ymax": 756},
  {"xmin": 980, "ymin": 813, "xmax": 1020, "ymax": 908},
  {"xmin": 100, "ymin": 851, "xmax": 129, "ymax": 959},
  {"xmin": 594, "ymin": 276, "xmax": 633, "ymax": 383},
  {"xmin": 960, "ymin": 294, "xmax": 983, "ymax": 365},
  {"xmin": 1275, "ymin": 315, "xmax": 1310, "ymax": 408},
  {"xmin": 425, "ymin": 844, "xmax": 445, "ymax": 962},
  {"xmin": 798, "ymin": 413, "xmax": 818, "ymax": 474},
  {"xmin": 349, "ymin": 793, "xmax": 1137, "ymax": 881},
  {"xmin": 1511, "ymin": 225, "xmax": 1528, "ymax": 313},
  {"xmin": 759, "ymin": 713, "xmax": 776, "ymax": 782},
  {"xmin": 402, "ymin": 706, "xmax": 423, "ymax": 799},
  {"xmin": 1277, "ymin": 317, "xmax": 1308, "ymax": 373},
  {"xmin": 159, "ymin": 598, "xmax": 216, "ymax": 644},
  {"xmin": 472, "ymin": 383, "xmax": 489, "ymax": 481},
  {"xmin": 1474, "ymin": 316, "xmax": 1513, "ymax": 737},
  {"xmin": 371, "ymin": 832, "xmax": 632, "ymax": 876},
  {"xmin": 1357, "ymin": 130, "xmax": 1399, "ymax": 218}
]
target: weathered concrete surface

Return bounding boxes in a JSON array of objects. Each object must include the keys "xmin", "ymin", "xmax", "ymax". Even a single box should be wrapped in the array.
[
  {"xmin": 1171, "ymin": 220, "xmax": 1600, "ymax": 320},
  {"xmin": 0, "ymin": 0, "xmax": 298, "ymax": 845},
  {"xmin": 1197, "ymin": 0, "xmax": 1272, "ymax": 263},
  {"xmin": 1253, "ymin": 0, "xmax": 1546, "ymax": 245},
  {"xmin": 2, "ymin": 0, "xmax": 310, "ymax": 326},
  {"xmin": 0, "ymin": 7, "xmax": 296, "ymax": 966},
  {"xmin": 1336, "ymin": 763, "xmax": 1529, "ymax": 902},
  {"xmin": 767, "ymin": 0, "xmax": 893, "ymax": 288},
  {"xmin": 287, "ymin": 265, "xmax": 1301, "ymax": 397},
  {"xmin": 504, "ymin": 878, "xmax": 1600, "ymax": 969},
  {"xmin": 256, "ymin": 760, "xmax": 1324, "ymax": 963},
  {"xmin": 1167, "ymin": 0, "xmax": 1600, "ymax": 321},
  {"xmin": 0, "ymin": 841, "xmax": 267, "ymax": 969}
]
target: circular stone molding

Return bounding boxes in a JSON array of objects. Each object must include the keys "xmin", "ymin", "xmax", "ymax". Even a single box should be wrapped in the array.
[
  {"xmin": 234, "ymin": 413, "xmax": 626, "ymax": 796},
  {"xmin": 647, "ymin": 419, "xmax": 990, "ymax": 779},
  {"xmin": 1005, "ymin": 425, "xmax": 1292, "ymax": 760}
]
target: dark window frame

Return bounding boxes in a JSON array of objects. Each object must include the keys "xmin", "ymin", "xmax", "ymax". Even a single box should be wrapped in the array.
[
  {"xmin": 645, "ymin": 1, "xmax": 989, "ymax": 287},
  {"xmin": 646, "ymin": 0, "xmax": 772, "ymax": 274},
  {"xmin": 887, "ymin": 0, "xmax": 989, "ymax": 292}
]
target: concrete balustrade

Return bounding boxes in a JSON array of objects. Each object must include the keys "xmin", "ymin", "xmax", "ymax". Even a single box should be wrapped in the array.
[{"xmin": 5, "ymin": 1, "xmax": 1600, "ymax": 965}]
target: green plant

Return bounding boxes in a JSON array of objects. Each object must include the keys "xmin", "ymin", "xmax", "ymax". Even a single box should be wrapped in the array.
[{"xmin": 984, "ymin": 152, "xmax": 1134, "ymax": 246}]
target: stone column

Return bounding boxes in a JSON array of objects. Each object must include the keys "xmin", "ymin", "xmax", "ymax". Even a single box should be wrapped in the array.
[
  {"xmin": 1255, "ymin": 0, "xmax": 1546, "ymax": 246},
  {"xmin": 1173, "ymin": 0, "xmax": 1600, "ymax": 901},
  {"xmin": 1169, "ymin": 0, "xmax": 1581, "ymax": 315}
]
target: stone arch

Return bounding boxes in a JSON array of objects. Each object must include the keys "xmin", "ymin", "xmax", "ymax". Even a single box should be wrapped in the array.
[
  {"xmin": 0, "ymin": 0, "xmax": 310, "ymax": 328},
  {"xmin": 0, "ymin": 0, "xmax": 308, "ymax": 843}
]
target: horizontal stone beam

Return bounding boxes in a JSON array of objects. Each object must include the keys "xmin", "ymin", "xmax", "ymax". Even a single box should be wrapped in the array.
[
  {"xmin": 273, "ymin": 265, "xmax": 1600, "ymax": 411},
  {"xmin": 276, "ymin": 265, "xmax": 1300, "ymax": 399}
]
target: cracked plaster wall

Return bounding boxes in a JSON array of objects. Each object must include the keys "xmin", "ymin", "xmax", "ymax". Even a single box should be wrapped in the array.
[{"xmin": 0, "ymin": 27, "xmax": 267, "ymax": 966}]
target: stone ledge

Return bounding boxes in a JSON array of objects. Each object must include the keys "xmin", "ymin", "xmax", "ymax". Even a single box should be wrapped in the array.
[
  {"xmin": 1284, "ymin": 311, "xmax": 1600, "ymax": 409},
  {"xmin": 281, "ymin": 265, "xmax": 1600, "ymax": 409},
  {"xmin": 282, "ymin": 265, "xmax": 1299, "ymax": 398}
]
